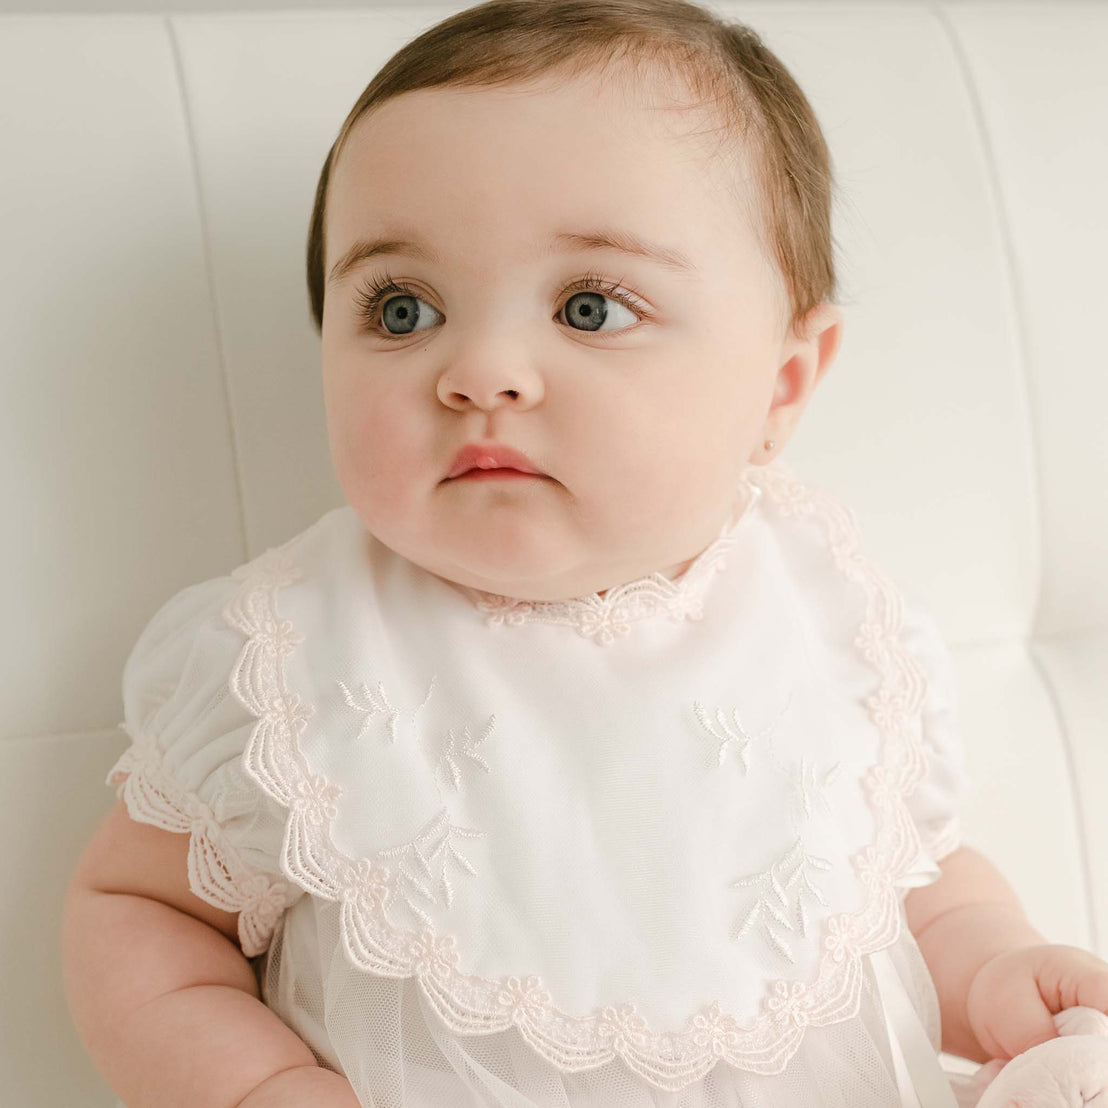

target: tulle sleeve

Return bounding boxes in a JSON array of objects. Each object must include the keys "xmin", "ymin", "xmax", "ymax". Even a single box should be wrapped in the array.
[
  {"xmin": 899, "ymin": 600, "xmax": 970, "ymax": 873},
  {"xmin": 106, "ymin": 575, "xmax": 304, "ymax": 956}
]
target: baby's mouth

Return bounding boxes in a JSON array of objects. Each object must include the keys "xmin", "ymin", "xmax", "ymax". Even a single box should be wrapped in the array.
[{"xmin": 451, "ymin": 468, "xmax": 545, "ymax": 481}]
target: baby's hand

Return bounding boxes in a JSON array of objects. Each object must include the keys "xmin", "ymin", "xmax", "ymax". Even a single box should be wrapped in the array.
[{"xmin": 966, "ymin": 943, "xmax": 1108, "ymax": 1060}]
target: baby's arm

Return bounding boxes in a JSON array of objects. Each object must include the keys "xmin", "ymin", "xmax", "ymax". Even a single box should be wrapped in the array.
[
  {"xmin": 61, "ymin": 800, "xmax": 360, "ymax": 1108},
  {"xmin": 904, "ymin": 844, "xmax": 1047, "ymax": 1062}
]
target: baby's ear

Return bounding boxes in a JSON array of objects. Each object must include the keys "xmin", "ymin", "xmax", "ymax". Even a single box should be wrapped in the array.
[
  {"xmin": 792, "ymin": 302, "xmax": 844, "ymax": 391},
  {"xmin": 762, "ymin": 303, "xmax": 844, "ymax": 448}
]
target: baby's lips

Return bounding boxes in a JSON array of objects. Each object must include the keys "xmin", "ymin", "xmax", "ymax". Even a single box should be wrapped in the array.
[{"xmin": 446, "ymin": 441, "xmax": 545, "ymax": 479}]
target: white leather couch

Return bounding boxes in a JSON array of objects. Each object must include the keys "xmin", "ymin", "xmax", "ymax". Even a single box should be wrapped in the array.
[{"xmin": 3, "ymin": 2, "xmax": 1106, "ymax": 1104}]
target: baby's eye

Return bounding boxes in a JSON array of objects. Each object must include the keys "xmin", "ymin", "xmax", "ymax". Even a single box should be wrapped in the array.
[
  {"xmin": 376, "ymin": 290, "xmax": 443, "ymax": 338},
  {"xmin": 558, "ymin": 285, "xmax": 641, "ymax": 334},
  {"xmin": 352, "ymin": 270, "xmax": 648, "ymax": 340}
]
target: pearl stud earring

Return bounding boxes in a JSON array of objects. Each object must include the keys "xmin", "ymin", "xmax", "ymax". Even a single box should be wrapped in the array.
[{"xmin": 764, "ymin": 440, "xmax": 775, "ymax": 452}]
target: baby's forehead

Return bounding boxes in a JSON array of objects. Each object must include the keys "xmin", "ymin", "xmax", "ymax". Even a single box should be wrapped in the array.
[
  {"xmin": 343, "ymin": 62, "xmax": 753, "ymax": 183},
  {"xmin": 329, "ymin": 78, "xmax": 766, "ymax": 270}
]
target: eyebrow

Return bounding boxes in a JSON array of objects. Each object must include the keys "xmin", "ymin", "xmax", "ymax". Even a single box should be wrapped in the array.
[{"xmin": 326, "ymin": 227, "xmax": 698, "ymax": 286}]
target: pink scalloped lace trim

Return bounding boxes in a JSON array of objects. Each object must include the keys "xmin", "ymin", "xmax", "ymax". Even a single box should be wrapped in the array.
[
  {"xmin": 106, "ymin": 725, "xmax": 299, "ymax": 957},
  {"xmin": 221, "ymin": 459, "xmax": 936, "ymax": 1090}
]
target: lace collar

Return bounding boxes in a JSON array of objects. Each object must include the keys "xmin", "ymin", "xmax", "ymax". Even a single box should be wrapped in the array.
[{"xmin": 453, "ymin": 470, "xmax": 763, "ymax": 645}]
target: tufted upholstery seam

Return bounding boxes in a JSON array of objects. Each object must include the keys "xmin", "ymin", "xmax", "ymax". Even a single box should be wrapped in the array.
[
  {"xmin": 932, "ymin": 3, "xmax": 1096, "ymax": 951},
  {"xmin": 165, "ymin": 14, "xmax": 250, "ymax": 565},
  {"xmin": 1027, "ymin": 643, "xmax": 1101, "ymax": 951},
  {"xmin": 930, "ymin": 2, "xmax": 1045, "ymax": 637}
]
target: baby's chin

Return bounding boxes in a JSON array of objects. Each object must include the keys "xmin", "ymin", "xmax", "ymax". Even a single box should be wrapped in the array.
[{"xmin": 358, "ymin": 493, "xmax": 697, "ymax": 602}]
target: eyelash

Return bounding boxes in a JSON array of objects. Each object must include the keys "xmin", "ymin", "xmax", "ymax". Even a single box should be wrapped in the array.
[{"xmin": 351, "ymin": 267, "xmax": 650, "ymax": 340}]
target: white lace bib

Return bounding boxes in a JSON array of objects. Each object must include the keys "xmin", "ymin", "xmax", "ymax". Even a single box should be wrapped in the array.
[{"xmin": 189, "ymin": 458, "xmax": 950, "ymax": 1093}]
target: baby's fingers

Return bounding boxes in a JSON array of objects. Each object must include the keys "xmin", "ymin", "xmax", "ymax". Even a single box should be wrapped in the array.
[
  {"xmin": 1037, "ymin": 945, "xmax": 1108, "ymax": 1017},
  {"xmin": 967, "ymin": 951, "xmax": 1058, "ymax": 1060}
]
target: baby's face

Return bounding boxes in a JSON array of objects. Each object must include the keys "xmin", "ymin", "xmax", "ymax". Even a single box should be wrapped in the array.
[{"xmin": 321, "ymin": 63, "xmax": 839, "ymax": 602}]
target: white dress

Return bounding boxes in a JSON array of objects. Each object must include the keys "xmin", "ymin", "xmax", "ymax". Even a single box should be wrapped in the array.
[{"xmin": 107, "ymin": 459, "xmax": 972, "ymax": 1108}]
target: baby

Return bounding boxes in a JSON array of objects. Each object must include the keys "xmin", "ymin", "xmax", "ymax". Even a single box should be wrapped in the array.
[{"xmin": 62, "ymin": 1, "xmax": 1108, "ymax": 1106}]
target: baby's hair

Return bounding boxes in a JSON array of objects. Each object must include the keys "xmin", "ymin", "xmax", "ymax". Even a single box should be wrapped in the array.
[{"xmin": 305, "ymin": 0, "xmax": 841, "ymax": 343}]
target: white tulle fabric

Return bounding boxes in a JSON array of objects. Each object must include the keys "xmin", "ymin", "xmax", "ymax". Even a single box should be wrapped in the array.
[{"xmin": 107, "ymin": 459, "xmax": 970, "ymax": 1107}]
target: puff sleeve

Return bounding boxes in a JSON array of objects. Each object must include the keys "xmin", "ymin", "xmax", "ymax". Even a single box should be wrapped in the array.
[
  {"xmin": 106, "ymin": 575, "xmax": 304, "ymax": 956},
  {"xmin": 899, "ymin": 600, "xmax": 970, "ymax": 873}
]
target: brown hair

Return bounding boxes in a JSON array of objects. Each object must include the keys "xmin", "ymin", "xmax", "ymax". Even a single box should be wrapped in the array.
[{"xmin": 305, "ymin": 0, "xmax": 840, "ymax": 341}]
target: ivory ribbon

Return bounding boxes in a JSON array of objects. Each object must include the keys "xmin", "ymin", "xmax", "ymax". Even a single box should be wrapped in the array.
[{"xmin": 870, "ymin": 948, "xmax": 961, "ymax": 1108}]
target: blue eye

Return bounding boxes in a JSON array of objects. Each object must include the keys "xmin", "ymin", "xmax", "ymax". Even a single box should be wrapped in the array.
[
  {"xmin": 377, "ymin": 289, "xmax": 441, "ymax": 337},
  {"xmin": 352, "ymin": 268, "xmax": 649, "ymax": 340},
  {"xmin": 560, "ymin": 283, "xmax": 641, "ymax": 334}
]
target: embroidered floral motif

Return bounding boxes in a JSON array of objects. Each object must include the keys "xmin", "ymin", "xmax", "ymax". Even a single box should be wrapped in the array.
[
  {"xmin": 692, "ymin": 690, "xmax": 791, "ymax": 771},
  {"xmin": 852, "ymin": 843, "xmax": 890, "ymax": 888},
  {"xmin": 259, "ymin": 613, "xmax": 304, "ymax": 660},
  {"xmin": 864, "ymin": 764, "xmax": 910, "ymax": 813},
  {"xmin": 497, "ymin": 975, "xmax": 554, "ymax": 1027},
  {"xmin": 435, "ymin": 716, "xmax": 496, "ymax": 791},
  {"xmin": 690, "ymin": 1003, "xmax": 744, "ymax": 1057},
  {"xmin": 288, "ymin": 772, "xmax": 342, "ymax": 827},
  {"xmin": 404, "ymin": 928, "xmax": 462, "ymax": 980},
  {"xmin": 731, "ymin": 836, "xmax": 833, "ymax": 961},
  {"xmin": 335, "ymin": 676, "xmax": 403, "ymax": 743},
  {"xmin": 239, "ymin": 872, "xmax": 291, "ymax": 934},
  {"xmin": 336, "ymin": 855, "xmax": 393, "ymax": 911},
  {"xmin": 334, "ymin": 669, "xmax": 494, "ymax": 802},
  {"xmin": 823, "ymin": 912, "xmax": 862, "ymax": 964},
  {"xmin": 785, "ymin": 757, "xmax": 842, "ymax": 827},
  {"xmin": 462, "ymin": 483, "xmax": 763, "ymax": 645},
  {"xmin": 864, "ymin": 687, "xmax": 911, "ymax": 734},
  {"xmin": 853, "ymin": 622, "xmax": 887, "ymax": 665},
  {"xmin": 219, "ymin": 459, "xmax": 938, "ymax": 1091},
  {"xmin": 596, "ymin": 1003, "xmax": 651, "ymax": 1053},
  {"xmin": 764, "ymin": 710, "xmax": 843, "ymax": 834},
  {"xmin": 764, "ymin": 979, "xmax": 818, "ymax": 1030},
  {"xmin": 336, "ymin": 671, "xmax": 494, "ymax": 803},
  {"xmin": 334, "ymin": 672, "xmax": 437, "ymax": 746},
  {"xmin": 376, "ymin": 808, "xmax": 485, "ymax": 928},
  {"xmin": 279, "ymin": 690, "xmax": 312, "ymax": 744}
]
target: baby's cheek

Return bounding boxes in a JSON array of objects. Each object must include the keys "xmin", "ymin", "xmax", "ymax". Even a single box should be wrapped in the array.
[
  {"xmin": 337, "ymin": 412, "xmax": 441, "ymax": 544},
  {"xmin": 337, "ymin": 391, "xmax": 417, "ymax": 483}
]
